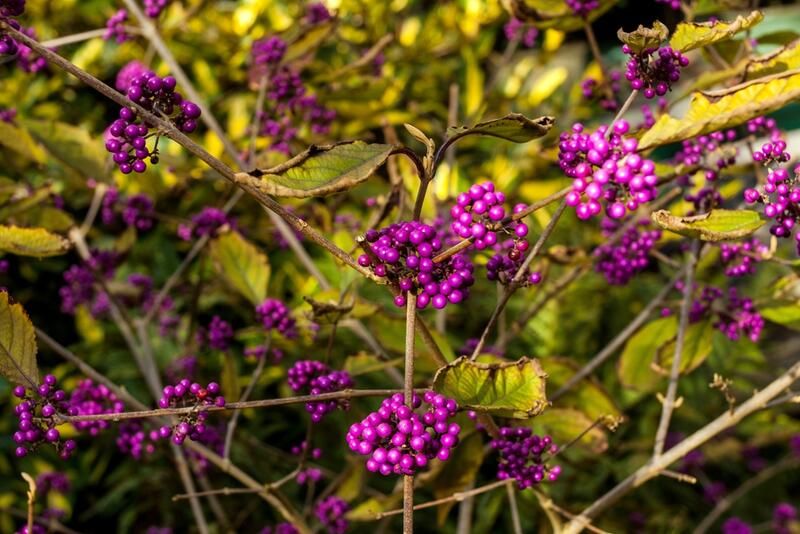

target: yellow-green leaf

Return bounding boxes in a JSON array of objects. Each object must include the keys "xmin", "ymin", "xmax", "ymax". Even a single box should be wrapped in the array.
[
  {"xmin": 639, "ymin": 70, "xmax": 800, "ymax": 150},
  {"xmin": 209, "ymin": 231, "xmax": 270, "ymax": 305},
  {"xmin": 446, "ymin": 114, "xmax": 555, "ymax": 144},
  {"xmin": 344, "ymin": 352, "xmax": 401, "ymax": 376},
  {"xmin": 544, "ymin": 358, "xmax": 620, "ymax": 420},
  {"xmin": 617, "ymin": 21, "xmax": 669, "ymax": 55},
  {"xmin": 744, "ymin": 38, "xmax": 800, "ymax": 80},
  {"xmin": 241, "ymin": 141, "xmax": 394, "ymax": 198},
  {"xmin": 26, "ymin": 120, "xmax": 106, "ymax": 177},
  {"xmin": 651, "ymin": 209, "xmax": 764, "ymax": 241},
  {"xmin": 670, "ymin": 11, "xmax": 763, "ymax": 52},
  {"xmin": 432, "ymin": 356, "xmax": 547, "ymax": 418},
  {"xmin": 0, "ymin": 121, "xmax": 46, "ymax": 163},
  {"xmin": 524, "ymin": 408, "xmax": 608, "ymax": 453},
  {"xmin": 618, "ymin": 316, "xmax": 677, "ymax": 392},
  {"xmin": 0, "ymin": 292, "xmax": 38, "ymax": 387},
  {"xmin": 347, "ymin": 493, "xmax": 402, "ymax": 521},
  {"xmin": 512, "ymin": 0, "xmax": 618, "ymax": 32},
  {"xmin": 284, "ymin": 21, "xmax": 335, "ymax": 63},
  {"xmin": 654, "ymin": 320, "xmax": 715, "ymax": 375},
  {"xmin": 0, "ymin": 226, "xmax": 70, "ymax": 257},
  {"xmin": 220, "ymin": 352, "xmax": 239, "ymax": 401}
]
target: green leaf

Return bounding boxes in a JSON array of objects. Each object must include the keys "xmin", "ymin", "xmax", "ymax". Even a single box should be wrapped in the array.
[
  {"xmin": 243, "ymin": 141, "xmax": 394, "ymax": 198},
  {"xmin": 432, "ymin": 356, "xmax": 547, "ymax": 418},
  {"xmin": 544, "ymin": 358, "xmax": 621, "ymax": 420},
  {"xmin": 347, "ymin": 493, "xmax": 402, "ymax": 522},
  {"xmin": 25, "ymin": 120, "xmax": 106, "ymax": 177},
  {"xmin": 617, "ymin": 21, "xmax": 670, "ymax": 55},
  {"xmin": 654, "ymin": 320, "xmax": 715, "ymax": 375},
  {"xmin": 0, "ymin": 185, "xmax": 56, "ymax": 222},
  {"xmin": 284, "ymin": 21, "xmax": 335, "ymax": 63},
  {"xmin": 513, "ymin": 0, "xmax": 618, "ymax": 31},
  {"xmin": 209, "ymin": 231, "xmax": 270, "ymax": 305},
  {"xmin": 343, "ymin": 352, "xmax": 401, "ymax": 376},
  {"xmin": 0, "ymin": 121, "xmax": 46, "ymax": 163},
  {"xmin": 431, "ymin": 432, "xmax": 485, "ymax": 526},
  {"xmin": 220, "ymin": 352, "xmax": 239, "ymax": 402},
  {"xmin": 651, "ymin": 209, "xmax": 765, "ymax": 241},
  {"xmin": 0, "ymin": 292, "xmax": 39, "ymax": 387},
  {"xmin": 670, "ymin": 11, "xmax": 763, "ymax": 52},
  {"xmin": 639, "ymin": 70, "xmax": 800, "ymax": 149},
  {"xmin": 618, "ymin": 316, "xmax": 677, "ymax": 392},
  {"xmin": 0, "ymin": 225, "xmax": 71, "ymax": 257},
  {"xmin": 446, "ymin": 113, "xmax": 555, "ymax": 144},
  {"xmin": 525, "ymin": 408, "xmax": 608, "ymax": 453},
  {"xmin": 760, "ymin": 304, "xmax": 800, "ymax": 330}
]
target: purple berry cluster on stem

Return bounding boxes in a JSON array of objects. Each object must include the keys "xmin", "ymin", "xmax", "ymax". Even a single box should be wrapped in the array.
[
  {"xmin": 314, "ymin": 496, "xmax": 349, "ymax": 534},
  {"xmin": 116, "ymin": 420, "xmax": 166, "ymax": 459},
  {"xmin": 256, "ymin": 298, "xmax": 297, "ymax": 339},
  {"xmin": 744, "ymin": 164, "xmax": 800, "ymax": 254},
  {"xmin": 565, "ymin": 0, "xmax": 599, "ymax": 17},
  {"xmin": 561, "ymin": 120, "xmax": 659, "ymax": 220},
  {"xmin": 67, "ymin": 378, "xmax": 125, "ymax": 436},
  {"xmin": 359, "ymin": 221, "xmax": 475, "ymax": 310},
  {"xmin": 203, "ymin": 315, "xmax": 233, "ymax": 351},
  {"xmin": 490, "ymin": 427, "xmax": 561, "ymax": 489},
  {"xmin": 623, "ymin": 44, "xmax": 689, "ymax": 99},
  {"xmin": 144, "ymin": 0, "xmax": 171, "ymax": 18},
  {"xmin": 0, "ymin": 0, "xmax": 24, "ymax": 57},
  {"xmin": 103, "ymin": 9, "xmax": 131, "ymax": 43},
  {"xmin": 683, "ymin": 284, "xmax": 764, "ymax": 342},
  {"xmin": 346, "ymin": 391, "xmax": 460, "ymax": 476},
  {"xmin": 581, "ymin": 70, "xmax": 622, "ymax": 111},
  {"xmin": 450, "ymin": 181, "xmax": 529, "ymax": 250},
  {"xmin": 504, "ymin": 18, "xmax": 538, "ymax": 48},
  {"xmin": 673, "ymin": 129, "xmax": 738, "ymax": 183},
  {"xmin": 178, "ymin": 207, "xmax": 234, "ymax": 240},
  {"xmin": 157, "ymin": 379, "xmax": 225, "ymax": 444},
  {"xmin": 593, "ymin": 218, "xmax": 661, "ymax": 285},
  {"xmin": 106, "ymin": 68, "xmax": 201, "ymax": 174},
  {"xmin": 720, "ymin": 239, "xmax": 767, "ymax": 277},
  {"xmin": 486, "ymin": 238, "xmax": 542, "ymax": 286},
  {"xmin": 287, "ymin": 360, "xmax": 354, "ymax": 422},
  {"xmin": 11, "ymin": 375, "xmax": 77, "ymax": 459}
]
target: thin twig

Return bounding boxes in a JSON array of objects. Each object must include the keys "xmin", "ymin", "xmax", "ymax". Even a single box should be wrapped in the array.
[
  {"xmin": 506, "ymin": 482, "xmax": 523, "ymax": 534},
  {"xmin": 223, "ymin": 339, "xmax": 271, "ymax": 459},
  {"xmin": 375, "ymin": 479, "xmax": 511, "ymax": 519},
  {"xmin": 653, "ymin": 240, "xmax": 699, "ymax": 457}
]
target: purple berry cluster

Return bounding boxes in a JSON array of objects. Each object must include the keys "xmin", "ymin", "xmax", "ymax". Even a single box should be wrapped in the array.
[
  {"xmin": 744, "ymin": 165, "xmax": 800, "ymax": 253},
  {"xmin": 457, "ymin": 337, "xmax": 504, "ymax": 358},
  {"xmin": 202, "ymin": 315, "xmax": 233, "ymax": 351},
  {"xmin": 684, "ymin": 187, "xmax": 723, "ymax": 215},
  {"xmin": 485, "ymin": 238, "xmax": 542, "ymax": 286},
  {"xmin": 103, "ymin": 9, "xmax": 131, "ymax": 43},
  {"xmin": 287, "ymin": 360, "xmax": 354, "ymax": 422},
  {"xmin": 144, "ymin": 0, "xmax": 171, "ymax": 18},
  {"xmin": 178, "ymin": 207, "xmax": 234, "ymax": 240},
  {"xmin": 256, "ymin": 298, "xmax": 298, "ymax": 339},
  {"xmin": 122, "ymin": 193, "xmax": 155, "ymax": 230},
  {"xmin": 581, "ymin": 70, "xmax": 622, "ymax": 111},
  {"xmin": 314, "ymin": 496, "xmax": 349, "ymax": 534},
  {"xmin": 655, "ymin": 0, "xmax": 681, "ymax": 9},
  {"xmin": 719, "ymin": 239, "xmax": 767, "ymax": 277},
  {"xmin": 593, "ymin": 218, "xmax": 661, "ymax": 285},
  {"xmin": 115, "ymin": 60, "xmax": 149, "ymax": 92},
  {"xmin": 11, "ymin": 376, "xmax": 77, "ymax": 459},
  {"xmin": 722, "ymin": 517, "xmax": 752, "ymax": 534},
  {"xmin": 774, "ymin": 503, "xmax": 797, "ymax": 534},
  {"xmin": 59, "ymin": 250, "xmax": 118, "ymax": 316},
  {"xmin": 186, "ymin": 423, "xmax": 226, "ymax": 473},
  {"xmin": 623, "ymin": 45, "xmax": 689, "ymax": 99},
  {"xmin": 106, "ymin": 69, "xmax": 201, "ymax": 174},
  {"xmin": 252, "ymin": 36, "xmax": 287, "ymax": 66},
  {"xmin": 684, "ymin": 285, "xmax": 764, "ymax": 342},
  {"xmin": 305, "ymin": 2, "xmax": 332, "ymax": 25},
  {"xmin": 673, "ymin": 130, "xmax": 738, "ymax": 183},
  {"xmin": 157, "ymin": 379, "xmax": 226, "ymax": 444},
  {"xmin": 126, "ymin": 273, "xmax": 179, "ymax": 336},
  {"xmin": 565, "ymin": 0, "xmax": 599, "ymax": 17},
  {"xmin": 561, "ymin": 120, "xmax": 660, "ymax": 220},
  {"xmin": 67, "ymin": 379, "xmax": 125, "ymax": 436},
  {"xmin": 15, "ymin": 26, "xmax": 47, "ymax": 73},
  {"xmin": 346, "ymin": 391, "xmax": 461, "ymax": 476},
  {"xmin": 0, "ymin": 107, "xmax": 16, "ymax": 123},
  {"xmin": 504, "ymin": 18, "xmax": 538, "ymax": 48},
  {"xmin": 450, "ymin": 181, "xmax": 530, "ymax": 250},
  {"xmin": 116, "ymin": 421, "xmax": 165, "ymax": 459},
  {"xmin": 490, "ymin": 427, "xmax": 561, "ymax": 489},
  {"xmin": 359, "ymin": 222, "xmax": 475, "ymax": 310},
  {"xmin": 291, "ymin": 441, "xmax": 323, "ymax": 484},
  {"xmin": 752, "ymin": 139, "xmax": 790, "ymax": 165},
  {"xmin": 0, "ymin": 1, "xmax": 24, "ymax": 57}
]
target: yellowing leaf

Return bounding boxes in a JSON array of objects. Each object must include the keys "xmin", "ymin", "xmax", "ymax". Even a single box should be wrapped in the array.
[
  {"xmin": 209, "ymin": 231, "xmax": 270, "ymax": 305},
  {"xmin": 347, "ymin": 493, "xmax": 402, "ymax": 521},
  {"xmin": 654, "ymin": 320, "xmax": 715, "ymax": 375},
  {"xmin": 525, "ymin": 408, "xmax": 608, "ymax": 453},
  {"xmin": 544, "ymin": 358, "xmax": 620, "ymax": 420},
  {"xmin": 284, "ymin": 21, "xmax": 335, "ymax": 63},
  {"xmin": 0, "ymin": 120, "xmax": 46, "ymax": 163},
  {"xmin": 744, "ymin": 38, "xmax": 800, "ymax": 80},
  {"xmin": 241, "ymin": 141, "xmax": 394, "ymax": 198},
  {"xmin": 446, "ymin": 114, "xmax": 555, "ymax": 144},
  {"xmin": 651, "ymin": 209, "xmax": 764, "ymax": 241},
  {"xmin": 639, "ymin": 70, "xmax": 800, "ymax": 150},
  {"xmin": 432, "ymin": 356, "xmax": 547, "ymax": 418},
  {"xmin": 670, "ymin": 10, "xmax": 763, "ymax": 52},
  {"xmin": 26, "ymin": 120, "xmax": 106, "ymax": 178},
  {"xmin": 0, "ymin": 226, "xmax": 70, "ymax": 257},
  {"xmin": 618, "ymin": 316, "xmax": 676, "ymax": 392},
  {"xmin": 617, "ymin": 21, "xmax": 669, "ymax": 55},
  {"xmin": 0, "ymin": 292, "xmax": 38, "ymax": 387}
]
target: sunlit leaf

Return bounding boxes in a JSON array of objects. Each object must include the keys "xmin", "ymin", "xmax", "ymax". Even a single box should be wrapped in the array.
[
  {"xmin": 618, "ymin": 316, "xmax": 677, "ymax": 392},
  {"xmin": 654, "ymin": 320, "xmax": 715, "ymax": 375},
  {"xmin": 545, "ymin": 358, "xmax": 621, "ymax": 420},
  {"xmin": 446, "ymin": 114, "xmax": 555, "ymax": 144},
  {"xmin": 220, "ymin": 352, "xmax": 239, "ymax": 402},
  {"xmin": 284, "ymin": 21, "xmax": 335, "ymax": 63},
  {"xmin": 670, "ymin": 11, "xmax": 763, "ymax": 52},
  {"xmin": 0, "ymin": 225, "xmax": 70, "ymax": 257},
  {"xmin": 26, "ymin": 120, "xmax": 106, "ymax": 177},
  {"xmin": 209, "ymin": 231, "xmax": 270, "ymax": 305},
  {"xmin": 639, "ymin": 70, "xmax": 800, "ymax": 149},
  {"xmin": 0, "ymin": 291, "xmax": 38, "ymax": 387},
  {"xmin": 511, "ymin": 0, "xmax": 618, "ymax": 32},
  {"xmin": 525, "ymin": 408, "xmax": 608, "ymax": 453},
  {"xmin": 347, "ymin": 493, "xmax": 402, "ymax": 521},
  {"xmin": 242, "ymin": 141, "xmax": 394, "ymax": 198},
  {"xmin": 0, "ymin": 121, "xmax": 46, "ymax": 163},
  {"xmin": 651, "ymin": 209, "xmax": 764, "ymax": 241},
  {"xmin": 432, "ymin": 356, "xmax": 547, "ymax": 418},
  {"xmin": 760, "ymin": 304, "xmax": 800, "ymax": 330}
]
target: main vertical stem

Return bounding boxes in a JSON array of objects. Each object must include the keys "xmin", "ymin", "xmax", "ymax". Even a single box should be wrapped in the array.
[{"xmin": 403, "ymin": 293, "xmax": 417, "ymax": 534}]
